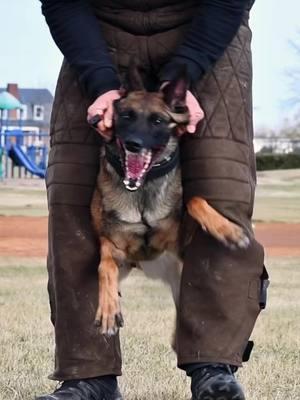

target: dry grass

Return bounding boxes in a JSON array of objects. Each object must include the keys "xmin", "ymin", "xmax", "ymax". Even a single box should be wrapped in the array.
[
  {"xmin": 1, "ymin": 169, "xmax": 300, "ymax": 222},
  {"xmin": 254, "ymin": 169, "xmax": 300, "ymax": 223},
  {"xmin": 0, "ymin": 257, "xmax": 299, "ymax": 400},
  {"xmin": 0, "ymin": 180, "xmax": 47, "ymax": 217}
]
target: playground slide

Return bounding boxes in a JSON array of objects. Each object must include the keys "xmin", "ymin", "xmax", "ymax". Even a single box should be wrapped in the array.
[{"xmin": 9, "ymin": 144, "xmax": 46, "ymax": 178}]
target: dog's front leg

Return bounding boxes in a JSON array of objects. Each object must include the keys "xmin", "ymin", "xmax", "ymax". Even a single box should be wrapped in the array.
[
  {"xmin": 187, "ymin": 197, "xmax": 250, "ymax": 249},
  {"xmin": 95, "ymin": 237, "xmax": 124, "ymax": 335}
]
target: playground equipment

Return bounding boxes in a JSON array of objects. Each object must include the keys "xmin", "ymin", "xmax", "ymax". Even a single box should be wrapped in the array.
[
  {"xmin": 0, "ymin": 90, "xmax": 47, "ymax": 179},
  {"xmin": 0, "ymin": 91, "xmax": 22, "ymax": 131},
  {"xmin": 0, "ymin": 129, "xmax": 48, "ymax": 179}
]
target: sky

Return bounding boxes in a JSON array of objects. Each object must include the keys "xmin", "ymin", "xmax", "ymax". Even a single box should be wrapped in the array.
[{"xmin": 0, "ymin": 0, "xmax": 299, "ymax": 130}]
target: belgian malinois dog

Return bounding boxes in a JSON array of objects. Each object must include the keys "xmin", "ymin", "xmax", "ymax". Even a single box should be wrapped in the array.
[{"xmin": 90, "ymin": 66, "xmax": 249, "ymax": 335}]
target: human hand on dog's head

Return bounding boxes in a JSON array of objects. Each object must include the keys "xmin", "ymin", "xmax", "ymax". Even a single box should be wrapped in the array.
[
  {"xmin": 185, "ymin": 90, "xmax": 204, "ymax": 134},
  {"xmin": 87, "ymin": 89, "xmax": 121, "ymax": 141},
  {"xmin": 87, "ymin": 65, "xmax": 204, "ymax": 141},
  {"xmin": 160, "ymin": 81, "xmax": 204, "ymax": 135}
]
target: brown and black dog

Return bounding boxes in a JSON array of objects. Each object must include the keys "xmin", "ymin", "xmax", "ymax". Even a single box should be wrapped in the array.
[{"xmin": 90, "ymin": 67, "xmax": 249, "ymax": 335}]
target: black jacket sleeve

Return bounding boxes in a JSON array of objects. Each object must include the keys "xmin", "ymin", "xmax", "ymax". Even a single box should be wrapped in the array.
[
  {"xmin": 160, "ymin": 0, "xmax": 250, "ymax": 83},
  {"xmin": 40, "ymin": 0, "xmax": 121, "ymax": 100},
  {"xmin": 41, "ymin": 0, "xmax": 250, "ymax": 99}
]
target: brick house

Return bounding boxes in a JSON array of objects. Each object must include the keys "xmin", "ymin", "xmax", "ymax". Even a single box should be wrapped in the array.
[{"xmin": 0, "ymin": 83, "xmax": 53, "ymax": 134}]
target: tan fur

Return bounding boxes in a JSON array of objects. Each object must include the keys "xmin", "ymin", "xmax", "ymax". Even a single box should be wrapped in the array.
[
  {"xmin": 118, "ymin": 92, "xmax": 169, "ymax": 116},
  {"xmin": 187, "ymin": 197, "xmax": 247, "ymax": 245},
  {"xmin": 94, "ymin": 237, "xmax": 122, "ymax": 334}
]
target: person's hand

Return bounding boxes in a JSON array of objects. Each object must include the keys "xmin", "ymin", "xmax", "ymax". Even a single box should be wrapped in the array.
[
  {"xmin": 87, "ymin": 90, "xmax": 121, "ymax": 140},
  {"xmin": 186, "ymin": 90, "xmax": 204, "ymax": 133},
  {"xmin": 160, "ymin": 81, "xmax": 204, "ymax": 134}
]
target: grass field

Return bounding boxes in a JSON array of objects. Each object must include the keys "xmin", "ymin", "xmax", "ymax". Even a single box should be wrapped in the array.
[
  {"xmin": 254, "ymin": 169, "xmax": 300, "ymax": 223},
  {"xmin": 0, "ymin": 180, "xmax": 47, "ymax": 217},
  {"xmin": 0, "ymin": 170, "xmax": 300, "ymax": 399},
  {"xmin": 0, "ymin": 257, "xmax": 299, "ymax": 400},
  {"xmin": 1, "ymin": 169, "xmax": 300, "ymax": 222}
]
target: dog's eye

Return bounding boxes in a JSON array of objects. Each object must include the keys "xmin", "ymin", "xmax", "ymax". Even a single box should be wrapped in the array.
[
  {"xmin": 120, "ymin": 110, "xmax": 135, "ymax": 120},
  {"xmin": 154, "ymin": 118, "xmax": 163, "ymax": 125},
  {"xmin": 150, "ymin": 114, "xmax": 165, "ymax": 126}
]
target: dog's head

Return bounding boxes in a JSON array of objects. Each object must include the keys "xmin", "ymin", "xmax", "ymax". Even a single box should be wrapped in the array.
[{"xmin": 111, "ymin": 65, "xmax": 189, "ymax": 191}]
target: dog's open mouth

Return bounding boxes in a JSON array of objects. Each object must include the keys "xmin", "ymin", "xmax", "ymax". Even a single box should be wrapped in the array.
[{"xmin": 123, "ymin": 148, "xmax": 153, "ymax": 191}]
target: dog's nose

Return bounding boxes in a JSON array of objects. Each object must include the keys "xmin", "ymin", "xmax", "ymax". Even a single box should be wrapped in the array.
[{"xmin": 124, "ymin": 138, "xmax": 143, "ymax": 153}]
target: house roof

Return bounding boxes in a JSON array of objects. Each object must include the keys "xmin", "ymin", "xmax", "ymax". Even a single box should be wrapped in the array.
[{"xmin": 0, "ymin": 88, "xmax": 53, "ymax": 105}]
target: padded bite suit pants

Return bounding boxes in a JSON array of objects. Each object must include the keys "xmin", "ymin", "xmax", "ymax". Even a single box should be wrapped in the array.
[{"xmin": 46, "ymin": 6, "xmax": 264, "ymax": 379}]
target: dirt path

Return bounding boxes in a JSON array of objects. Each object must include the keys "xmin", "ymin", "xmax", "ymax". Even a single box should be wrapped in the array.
[
  {"xmin": 0, "ymin": 216, "xmax": 48, "ymax": 258},
  {"xmin": 0, "ymin": 216, "xmax": 299, "ymax": 258},
  {"xmin": 253, "ymin": 222, "xmax": 300, "ymax": 257}
]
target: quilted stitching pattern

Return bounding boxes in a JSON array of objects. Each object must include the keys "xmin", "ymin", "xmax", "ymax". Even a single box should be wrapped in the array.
[
  {"xmin": 172, "ymin": 19, "xmax": 257, "ymax": 217},
  {"xmin": 47, "ymin": 62, "xmax": 101, "ymax": 206},
  {"xmin": 50, "ymin": 61, "xmax": 99, "ymax": 146},
  {"xmin": 194, "ymin": 24, "xmax": 253, "ymax": 146}
]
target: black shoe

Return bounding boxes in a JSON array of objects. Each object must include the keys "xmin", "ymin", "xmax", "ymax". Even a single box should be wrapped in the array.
[
  {"xmin": 35, "ymin": 376, "xmax": 123, "ymax": 400},
  {"xmin": 191, "ymin": 364, "xmax": 245, "ymax": 400}
]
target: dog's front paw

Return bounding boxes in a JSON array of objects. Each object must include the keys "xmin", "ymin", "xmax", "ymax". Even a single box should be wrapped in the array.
[
  {"xmin": 209, "ymin": 219, "xmax": 250, "ymax": 250},
  {"xmin": 187, "ymin": 197, "xmax": 250, "ymax": 250},
  {"xmin": 94, "ymin": 293, "xmax": 124, "ymax": 336}
]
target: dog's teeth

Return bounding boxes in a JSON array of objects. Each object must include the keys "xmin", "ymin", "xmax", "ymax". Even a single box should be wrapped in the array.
[
  {"xmin": 127, "ymin": 185, "xmax": 138, "ymax": 191},
  {"xmin": 124, "ymin": 179, "xmax": 129, "ymax": 185},
  {"xmin": 136, "ymin": 181, "xmax": 141, "ymax": 188}
]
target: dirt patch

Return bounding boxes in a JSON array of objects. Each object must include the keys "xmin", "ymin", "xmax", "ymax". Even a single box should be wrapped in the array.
[
  {"xmin": 0, "ymin": 216, "xmax": 47, "ymax": 258},
  {"xmin": 254, "ymin": 222, "xmax": 300, "ymax": 257},
  {"xmin": 0, "ymin": 216, "xmax": 300, "ymax": 258}
]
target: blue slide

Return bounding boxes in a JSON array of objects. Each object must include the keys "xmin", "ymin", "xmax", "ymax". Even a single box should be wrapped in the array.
[{"xmin": 9, "ymin": 144, "xmax": 46, "ymax": 178}]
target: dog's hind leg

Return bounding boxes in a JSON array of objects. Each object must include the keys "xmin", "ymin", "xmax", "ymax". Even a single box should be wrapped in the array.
[
  {"xmin": 140, "ymin": 253, "xmax": 182, "ymax": 308},
  {"xmin": 187, "ymin": 197, "xmax": 250, "ymax": 249},
  {"xmin": 95, "ymin": 237, "xmax": 124, "ymax": 335}
]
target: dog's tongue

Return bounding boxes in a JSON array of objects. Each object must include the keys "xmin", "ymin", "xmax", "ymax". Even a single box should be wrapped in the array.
[
  {"xmin": 127, "ymin": 153, "xmax": 145, "ymax": 179},
  {"xmin": 124, "ymin": 149, "xmax": 152, "ymax": 191}
]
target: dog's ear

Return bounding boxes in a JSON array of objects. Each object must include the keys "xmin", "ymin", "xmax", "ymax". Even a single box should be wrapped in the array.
[
  {"xmin": 122, "ymin": 59, "xmax": 145, "ymax": 94},
  {"xmin": 161, "ymin": 65, "xmax": 189, "ymax": 112}
]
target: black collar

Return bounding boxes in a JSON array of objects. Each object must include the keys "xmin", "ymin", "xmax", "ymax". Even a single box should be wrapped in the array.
[{"xmin": 105, "ymin": 143, "xmax": 179, "ymax": 182}]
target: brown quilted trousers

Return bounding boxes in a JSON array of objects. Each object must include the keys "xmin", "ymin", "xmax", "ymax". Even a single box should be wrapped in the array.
[{"xmin": 46, "ymin": 0, "xmax": 265, "ymax": 380}]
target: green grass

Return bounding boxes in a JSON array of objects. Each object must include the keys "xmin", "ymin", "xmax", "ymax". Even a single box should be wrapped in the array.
[{"xmin": 0, "ymin": 257, "xmax": 299, "ymax": 400}]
